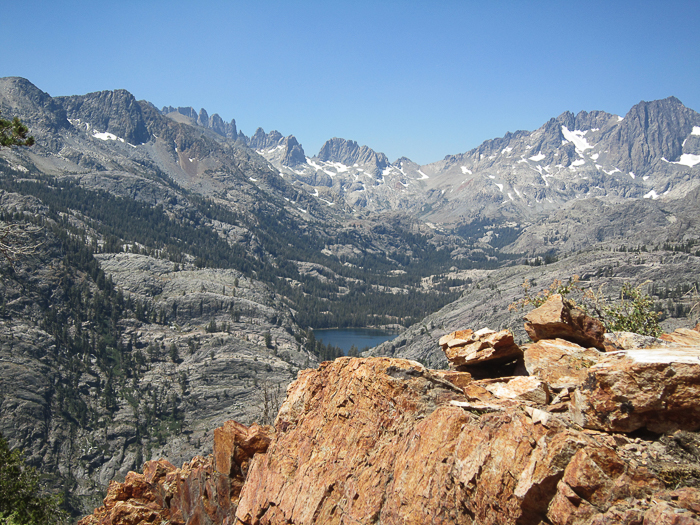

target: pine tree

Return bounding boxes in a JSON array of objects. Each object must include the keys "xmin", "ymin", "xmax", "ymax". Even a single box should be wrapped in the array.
[
  {"xmin": 0, "ymin": 113, "xmax": 34, "ymax": 148},
  {"xmin": 0, "ymin": 435, "xmax": 68, "ymax": 524}
]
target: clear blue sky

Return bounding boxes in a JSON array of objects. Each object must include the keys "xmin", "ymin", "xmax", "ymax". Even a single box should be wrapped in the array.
[{"xmin": 2, "ymin": 1, "xmax": 699, "ymax": 165}]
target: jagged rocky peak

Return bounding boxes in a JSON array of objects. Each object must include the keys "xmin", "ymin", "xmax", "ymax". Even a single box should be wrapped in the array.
[
  {"xmin": 161, "ymin": 105, "xmax": 239, "ymax": 140},
  {"xmin": 248, "ymin": 127, "xmax": 283, "ymax": 149},
  {"xmin": 0, "ymin": 76, "xmax": 70, "ymax": 135},
  {"xmin": 394, "ymin": 156, "xmax": 418, "ymax": 169},
  {"xmin": 56, "ymin": 88, "xmax": 151, "ymax": 145},
  {"xmin": 281, "ymin": 135, "xmax": 306, "ymax": 167},
  {"xmin": 529, "ymin": 118, "xmax": 567, "ymax": 157},
  {"xmin": 247, "ymin": 128, "xmax": 306, "ymax": 166},
  {"xmin": 606, "ymin": 96, "xmax": 700, "ymax": 173},
  {"xmin": 316, "ymin": 137, "xmax": 389, "ymax": 174},
  {"xmin": 555, "ymin": 109, "xmax": 616, "ymax": 131}
]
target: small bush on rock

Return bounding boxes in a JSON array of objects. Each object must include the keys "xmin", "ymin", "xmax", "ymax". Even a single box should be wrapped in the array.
[{"xmin": 510, "ymin": 276, "xmax": 662, "ymax": 337}]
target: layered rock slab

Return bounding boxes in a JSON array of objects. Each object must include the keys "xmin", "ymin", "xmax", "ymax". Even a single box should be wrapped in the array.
[{"xmin": 438, "ymin": 327, "xmax": 523, "ymax": 373}]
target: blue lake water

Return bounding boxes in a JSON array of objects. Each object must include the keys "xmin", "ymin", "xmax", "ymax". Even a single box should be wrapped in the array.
[{"xmin": 314, "ymin": 328, "xmax": 399, "ymax": 355}]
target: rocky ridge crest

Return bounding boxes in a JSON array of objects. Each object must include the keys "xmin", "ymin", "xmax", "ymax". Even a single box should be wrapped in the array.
[{"xmin": 81, "ymin": 296, "xmax": 700, "ymax": 524}]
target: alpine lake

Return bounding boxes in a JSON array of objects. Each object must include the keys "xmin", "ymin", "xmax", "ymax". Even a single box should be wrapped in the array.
[{"xmin": 313, "ymin": 328, "xmax": 399, "ymax": 355}]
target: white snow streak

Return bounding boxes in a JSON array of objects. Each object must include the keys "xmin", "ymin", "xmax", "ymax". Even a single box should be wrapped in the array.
[
  {"xmin": 644, "ymin": 190, "xmax": 660, "ymax": 200},
  {"xmin": 692, "ymin": 126, "xmax": 700, "ymax": 136},
  {"xmin": 529, "ymin": 152, "xmax": 546, "ymax": 162},
  {"xmin": 561, "ymin": 126, "xmax": 593, "ymax": 152},
  {"xmin": 495, "ymin": 183, "xmax": 503, "ymax": 192},
  {"xmin": 461, "ymin": 166, "xmax": 472, "ymax": 175}
]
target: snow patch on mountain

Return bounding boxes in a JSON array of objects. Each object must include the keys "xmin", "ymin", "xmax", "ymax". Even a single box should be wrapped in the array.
[
  {"xmin": 672, "ymin": 154, "xmax": 700, "ymax": 167},
  {"xmin": 93, "ymin": 131, "xmax": 125, "ymax": 142},
  {"xmin": 561, "ymin": 126, "xmax": 593, "ymax": 152}
]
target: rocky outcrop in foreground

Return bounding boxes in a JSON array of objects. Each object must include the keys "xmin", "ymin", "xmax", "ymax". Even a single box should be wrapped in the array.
[{"xmin": 81, "ymin": 295, "xmax": 700, "ymax": 524}]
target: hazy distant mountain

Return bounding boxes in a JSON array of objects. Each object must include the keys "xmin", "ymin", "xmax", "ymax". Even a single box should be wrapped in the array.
[{"xmin": 250, "ymin": 97, "xmax": 700, "ymax": 227}]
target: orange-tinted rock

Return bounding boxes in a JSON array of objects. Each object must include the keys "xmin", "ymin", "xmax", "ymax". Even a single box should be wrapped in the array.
[
  {"xmin": 482, "ymin": 375, "xmax": 550, "ymax": 404},
  {"xmin": 572, "ymin": 347, "xmax": 700, "ymax": 433},
  {"xmin": 548, "ymin": 445, "xmax": 663, "ymax": 525},
  {"xmin": 234, "ymin": 357, "xmax": 670, "ymax": 525},
  {"xmin": 82, "ymin": 324, "xmax": 700, "ymax": 525},
  {"xmin": 442, "ymin": 328, "xmax": 523, "ymax": 369},
  {"xmin": 432, "ymin": 369, "xmax": 473, "ymax": 390},
  {"xmin": 214, "ymin": 420, "xmax": 273, "ymax": 507},
  {"xmin": 661, "ymin": 327, "xmax": 700, "ymax": 346},
  {"xmin": 524, "ymin": 338, "xmax": 601, "ymax": 389},
  {"xmin": 80, "ymin": 421, "xmax": 270, "ymax": 525},
  {"xmin": 604, "ymin": 331, "xmax": 675, "ymax": 352},
  {"xmin": 438, "ymin": 328, "xmax": 475, "ymax": 349},
  {"xmin": 524, "ymin": 294, "xmax": 606, "ymax": 350}
]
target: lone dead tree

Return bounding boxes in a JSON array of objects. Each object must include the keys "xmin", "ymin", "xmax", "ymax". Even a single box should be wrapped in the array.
[{"xmin": 0, "ymin": 222, "xmax": 44, "ymax": 267}]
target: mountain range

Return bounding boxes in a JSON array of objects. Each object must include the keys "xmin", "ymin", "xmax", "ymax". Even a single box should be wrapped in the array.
[{"xmin": 1, "ymin": 76, "xmax": 700, "ymax": 516}]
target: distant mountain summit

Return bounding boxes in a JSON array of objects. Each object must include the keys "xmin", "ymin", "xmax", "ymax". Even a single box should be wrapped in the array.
[
  {"xmin": 4, "ymin": 75, "xmax": 700, "ymax": 227},
  {"xmin": 162, "ymin": 105, "xmax": 241, "ymax": 141},
  {"xmin": 316, "ymin": 138, "xmax": 390, "ymax": 175},
  {"xmin": 59, "ymin": 89, "xmax": 151, "ymax": 145},
  {"xmin": 220, "ymin": 95, "xmax": 697, "ymax": 224},
  {"xmin": 605, "ymin": 96, "xmax": 700, "ymax": 174}
]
